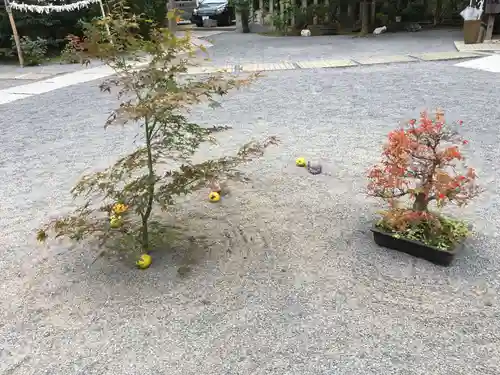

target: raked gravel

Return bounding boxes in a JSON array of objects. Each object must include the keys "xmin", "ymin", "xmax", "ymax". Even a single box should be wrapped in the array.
[{"xmin": 1, "ymin": 61, "xmax": 500, "ymax": 375}]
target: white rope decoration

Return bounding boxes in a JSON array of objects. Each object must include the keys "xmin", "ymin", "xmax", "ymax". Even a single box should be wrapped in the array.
[{"xmin": 8, "ymin": 0, "xmax": 99, "ymax": 13}]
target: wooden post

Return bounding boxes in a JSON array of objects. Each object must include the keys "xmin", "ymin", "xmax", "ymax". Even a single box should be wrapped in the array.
[
  {"xmin": 259, "ymin": 0, "xmax": 264, "ymax": 24},
  {"xmin": 291, "ymin": 0, "xmax": 295, "ymax": 26},
  {"xmin": 484, "ymin": 14, "xmax": 495, "ymax": 41},
  {"xmin": 4, "ymin": 0, "xmax": 23, "ymax": 67}
]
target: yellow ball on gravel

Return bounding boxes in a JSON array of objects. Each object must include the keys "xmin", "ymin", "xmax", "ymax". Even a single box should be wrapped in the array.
[
  {"xmin": 295, "ymin": 157, "xmax": 306, "ymax": 167},
  {"xmin": 136, "ymin": 254, "xmax": 152, "ymax": 269},
  {"xmin": 109, "ymin": 215, "xmax": 122, "ymax": 228},
  {"xmin": 209, "ymin": 191, "xmax": 221, "ymax": 202}
]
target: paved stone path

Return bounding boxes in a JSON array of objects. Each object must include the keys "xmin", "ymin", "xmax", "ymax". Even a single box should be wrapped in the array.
[
  {"xmin": 454, "ymin": 39, "xmax": 500, "ymax": 52},
  {"xmin": 187, "ymin": 51, "xmax": 482, "ymax": 74}
]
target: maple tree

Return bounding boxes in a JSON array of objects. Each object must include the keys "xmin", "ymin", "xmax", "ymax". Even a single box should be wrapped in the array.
[
  {"xmin": 368, "ymin": 110, "xmax": 480, "ymax": 211},
  {"xmin": 36, "ymin": 6, "xmax": 277, "ymax": 258},
  {"xmin": 367, "ymin": 111, "xmax": 481, "ymax": 248}
]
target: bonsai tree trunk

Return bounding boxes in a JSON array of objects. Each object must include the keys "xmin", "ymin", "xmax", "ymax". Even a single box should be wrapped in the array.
[
  {"xmin": 360, "ymin": 0, "xmax": 370, "ymax": 35},
  {"xmin": 413, "ymin": 193, "xmax": 429, "ymax": 211}
]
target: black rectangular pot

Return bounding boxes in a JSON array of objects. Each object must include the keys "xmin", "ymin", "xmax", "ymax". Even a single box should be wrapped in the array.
[{"xmin": 371, "ymin": 226, "xmax": 460, "ymax": 266}]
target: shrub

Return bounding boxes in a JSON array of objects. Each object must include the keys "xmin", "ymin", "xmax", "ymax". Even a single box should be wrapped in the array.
[
  {"xmin": 37, "ymin": 6, "xmax": 277, "ymax": 259},
  {"xmin": 13, "ymin": 36, "xmax": 48, "ymax": 66},
  {"xmin": 367, "ymin": 110, "xmax": 481, "ymax": 250},
  {"xmin": 60, "ymin": 34, "xmax": 85, "ymax": 64}
]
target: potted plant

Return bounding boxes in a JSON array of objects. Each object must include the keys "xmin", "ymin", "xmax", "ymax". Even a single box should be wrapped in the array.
[{"xmin": 367, "ymin": 110, "xmax": 481, "ymax": 266}]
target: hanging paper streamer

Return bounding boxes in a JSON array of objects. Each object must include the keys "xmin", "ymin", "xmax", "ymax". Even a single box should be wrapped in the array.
[{"xmin": 9, "ymin": 0, "xmax": 100, "ymax": 13}]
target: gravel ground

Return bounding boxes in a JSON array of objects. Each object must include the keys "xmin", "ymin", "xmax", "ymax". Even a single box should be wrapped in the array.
[
  {"xmin": 202, "ymin": 28, "xmax": 463, "ymax": 65},
  {"xmin": 1, "ymin": 61, "xmax": 500, "ymax": 375},
  {"xmin": 0, "ymin": 79, "xmax": 33, "ymax": 90}
]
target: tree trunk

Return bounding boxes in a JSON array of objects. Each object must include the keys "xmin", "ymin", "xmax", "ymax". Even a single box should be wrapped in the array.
[
  {"xmin": 412, "ymin": 193, "xmax": 429, "ymax": 211},
  {"xmin": 371, "ymin": 0, "xmax": 376, "ymax": 27},
  {"xmin": 241, "ymin": 7, "xmax": 251, "ymax": 33},
  {"xmin": 347, "ymin": 3, "xmax": 355, "ymax": 29},
  {"xmin": 360, "ymin": 0, "xmax": 370, "ymax": 35},
  {"xmin": 434, "ymin": 0, "xmax": 442, "ymax": 26},
  {"xmin": 141, "ymin": 117, "xmax": 155, "ymax": 253}
]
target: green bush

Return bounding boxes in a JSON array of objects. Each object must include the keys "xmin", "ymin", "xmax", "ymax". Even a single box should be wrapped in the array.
[
  {"xmin": 401, "ymin": 3, "xmax": 429, "ymax": 23},
  {"xmin": 60, "ymin": 34, "xmax": 85, "ymax": 64},
  {"xmin": 13, "ymin": 36, "xmax": 48, "ymax": 66}
]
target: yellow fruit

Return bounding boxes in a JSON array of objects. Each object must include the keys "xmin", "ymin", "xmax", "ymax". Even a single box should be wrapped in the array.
[
  {"xmin": 208, "ymin": 191, "xmax": 221, "ymax": 202},
  {"xmin": 136, "ymin": 254, "xmax": 152, "ymax": 269},
  {"xmin": 295, "ymin": 157, "xmax": 306, "ymax": 167},
  {"xmin": 109, "ymin": 215, "xmax": 122, "ymax": 228}
]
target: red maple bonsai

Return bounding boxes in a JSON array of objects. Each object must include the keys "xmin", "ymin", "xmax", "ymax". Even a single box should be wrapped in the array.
[{"xmin": 367, "ymin": 110, "xmax": 481, "ymax": 250}]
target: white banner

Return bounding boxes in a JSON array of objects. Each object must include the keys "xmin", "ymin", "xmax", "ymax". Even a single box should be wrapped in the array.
[{"xmin": 9, "ymin": 0, "xmax": 100, "ymax": 13}]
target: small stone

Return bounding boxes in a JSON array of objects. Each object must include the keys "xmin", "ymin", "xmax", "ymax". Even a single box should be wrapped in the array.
[
  {"xmin": 177, "ymin": 266, "xmax": 191, "ymax": 277},
  {"xmin": 307, "ymin": 160, "xmax": 322, "ymax": 175}
]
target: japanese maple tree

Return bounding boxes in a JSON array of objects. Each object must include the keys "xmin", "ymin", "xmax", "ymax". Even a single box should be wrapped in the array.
[{"xmin": 368, "ymin": 110, "xmax": 481, "ymax": 214}]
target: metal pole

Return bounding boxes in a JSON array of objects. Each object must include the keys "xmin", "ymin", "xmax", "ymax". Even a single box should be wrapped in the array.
[{"xmin": 4, "ymin": 0, "xmax": 24, "ymax": 67}]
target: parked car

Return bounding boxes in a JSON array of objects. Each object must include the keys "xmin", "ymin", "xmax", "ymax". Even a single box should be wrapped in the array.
[{"xmin": 190, "ymin": 0, "xmax": 235, "ymax": 27}]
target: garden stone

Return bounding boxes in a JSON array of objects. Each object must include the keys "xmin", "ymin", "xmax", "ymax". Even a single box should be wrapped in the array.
[{"xmin": 307, "ymin": 160, "xmax": 322, "ymax": 175}]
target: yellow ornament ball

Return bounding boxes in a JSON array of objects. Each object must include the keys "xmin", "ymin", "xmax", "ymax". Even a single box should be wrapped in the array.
[
  {"xmin": 136, "ymin": 254, "xmax": 152, "ymax": 269},
  {"xmin": 109, "ymin": 215, "xmax": 122, "ymax": 228},
  {"xmin": 209, "ymin": 191, "xmax": 221, "ymax": 202},
  {"xmin": 295, "ymin": 157, "xmax": 306, "ymax": 167}
]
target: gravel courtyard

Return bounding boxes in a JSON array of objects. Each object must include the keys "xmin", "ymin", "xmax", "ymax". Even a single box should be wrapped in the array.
[
  {"xmin": 201, "ymin": 28, "xmax": 464, "ymax": 64},
  {"xmin": 1, "ymin": 59, "xmax": 500, "ymax": 374}
]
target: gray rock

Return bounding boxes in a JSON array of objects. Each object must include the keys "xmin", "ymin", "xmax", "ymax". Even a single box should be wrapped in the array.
[{"xmin": 307, "ymin": 160, "xmax": 322, "ymax": 175}]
